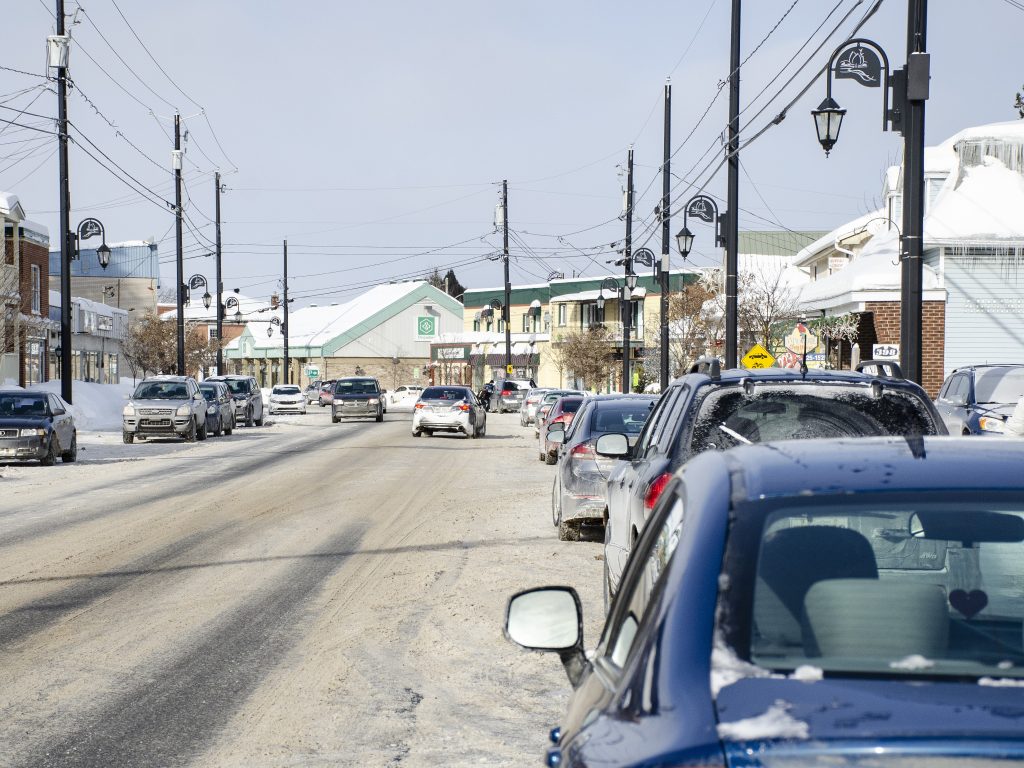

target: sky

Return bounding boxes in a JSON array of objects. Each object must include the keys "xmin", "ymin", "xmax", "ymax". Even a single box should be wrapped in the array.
[{"xmin": 2, "ymin": 0, "xmax": 1022, "ymax": 307}]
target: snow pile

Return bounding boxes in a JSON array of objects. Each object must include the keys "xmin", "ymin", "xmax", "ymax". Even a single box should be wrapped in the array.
[
  {"xmin": 789, "ymin": 665, "xmax": 823, "ymax": 682},
  {"xmin": 717, "ymin": 700, "xmax": 810, "ymax": 742},
  {"xmin": 979, "ymin": 677, "xmax": 1024, "ymax": 688},
  {"xmin": 889, "ymin": 654, "xmax": 935, "ymax": 671},
  {"xmin": 926, "ymin": 155, "xmax": 1024, "ymax": 243},
  {"xmin": 710, "ymin": 637, "xmax": 780, "ymax": 696},
  {"xmin": 27, "ymin": 379, "xmax": 136, "ymax": 432}
]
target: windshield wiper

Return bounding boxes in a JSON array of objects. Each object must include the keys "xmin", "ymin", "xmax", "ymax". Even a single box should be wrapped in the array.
[{"xmin": 718, "ymin": 423, "xmax": 752, "ymax": 445}]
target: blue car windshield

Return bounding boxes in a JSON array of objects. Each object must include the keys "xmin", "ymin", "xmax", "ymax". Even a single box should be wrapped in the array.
[
  {"xmin": 0, "ymin": 394, "xmax": 47, "ymax": 417},
  {"xmin": 974, "ymin": 367, "xmax": 1024, "ymax": 404},
  {"xmin": 133, "ymin": 382, "xmax": 189, "ymax": 400},
  {"xmin": 726, "ymin": 498, "xmax": 1024, "ymax": 680}
]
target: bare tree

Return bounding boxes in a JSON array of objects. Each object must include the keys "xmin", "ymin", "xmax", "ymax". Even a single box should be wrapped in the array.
[
  {"xmin": 737, "ymin": 265, "xmax": 804, "ymax": 352},
  {"xmin": 809, "ymin": 312, "xmax": 860, "ymax": 369},
  {"xmin": 122, "ymin": 313, "xmax": 219, "ymax": 377},
  {"xmin": 558, "ymin": 326, "xmax": 616, "ymax": 391}
]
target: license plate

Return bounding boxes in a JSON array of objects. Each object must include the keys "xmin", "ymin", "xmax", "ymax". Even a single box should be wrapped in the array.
[{"xmin": 0, "ymin": 447, "xmax": 15, "ymax": 457}]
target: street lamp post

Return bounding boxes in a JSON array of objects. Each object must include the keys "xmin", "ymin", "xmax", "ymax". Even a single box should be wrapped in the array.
[
  {"xmin": 811, "ymin": 13, "xmax": 931, "ymax": 384},
  {"xmin": 676, "ymin": 194, "xmax": 724, "ymax": 355},
  {"xmin": 597, "ymin": 276, "xmax": 636, "ymax": 392},
  {"xmin": 223, "ymin": 295, "xmax": 242, "ymax": 324},
  {"xmin": 480, "ymin": 299, "xmax": 506, "ymax": 377},
  {"xmin": 185, "ymin": 274, "xmax": 212, "ymax": 311}
]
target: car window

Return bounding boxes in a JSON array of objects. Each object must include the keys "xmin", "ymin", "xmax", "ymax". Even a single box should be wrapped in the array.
[
  {"xmin": 738, "ymin": 499, "xmax": 1024, "ymax": 681},
  {"xmin": 334, "ymin": 380, "xmax": 377, "ymax": 395},
  {"xmin": 633, "ymin": 387, "xmax": 678, "ymax": 458},
  {"xmin": 604, "ymin": 493, "xmax": 686, "ymax": 668},
  {"xmin": 0, "ymin": 394, "xmax": 48, "ymax": 417},
  {"xmin": 686, "ymin": 384, "xmax": 938, "ymax": 457},
  {"xmin": 48, "ymin": 395, "xmax": 63, "ymax": 414},
  {"xmin": 421, "ymin": 387, "xmax": 470, "ymax": 400},
  {"xmin": 273, "ymin": 386, "xmax": 301, "ymax": 395},
  {"xmin": 974, "ymin": 368, "xmax": 1024, "ymax": 404},
  {"xmin": 225, "ymin": 379, "xmax": 251, "ymax": 395},
  {"xmin": 134, "ymin": 382, "xmax": 189, "ymax": 400},
  {"xmin": 556, "ymin": 398, "xmax": 583, "ymax": 415},
  {"xmin": 199, "ymin": 386, "xmax": 218, "ymax": 401},
  {"xmin": 564, "ymin": 401, "xmax": 592, "ymax": 441},
  {"xmin": 590, "ymin": 401, "xmax": 656, "ymax": 435}
]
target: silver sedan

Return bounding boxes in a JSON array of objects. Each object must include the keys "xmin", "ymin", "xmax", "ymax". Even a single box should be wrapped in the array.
[{"xmin": 412, "ymin": 385, "xmax": 486, "ymax": 438}]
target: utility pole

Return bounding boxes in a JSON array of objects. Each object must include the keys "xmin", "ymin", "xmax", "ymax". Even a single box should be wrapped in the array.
[
  {"xmin": 283, "ymin": 239, "xmax": 290, "ymax": 384},
  {"xmin": 622, "ymin": 146, "xmax": 634, "ymax": 394},
  {"xmin": 725, "ymin": 0, "xmax": 741, "ymax": 369},
  {"xmin": 900, "ymin": 0, "xmax": 928, "ymax": 385},
  {"xmin": 54, "ymin": 0, "xmax": 73, "ymax": 403},
  {"xmin": 215, "ymin": 171, "xmax": 223, "ymax": 373},
  {"xmin": 660, "ymin": 80, "xmax": 672, "ymax": 391},
  {"xmin": 174, "ymin": 113, "xmax": 185, "ymax": 376},
  {"xmin": 502, "ymin": 179, "xmax": 511, "ymax": 375}
]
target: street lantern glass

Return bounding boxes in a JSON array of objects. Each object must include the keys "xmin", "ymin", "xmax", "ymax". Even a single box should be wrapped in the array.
[
  {"xmin": 202, "ymin": 291, "xmax": 212, "ymax": 310},
  {"xmin": 596, "ymin": 294, "xmax": 606, "ymax": 311},
  {"xmin": 97, "ymin": 242, "xmax": 111, "ymax": 269},
  {"xmin": 267, "ymin": 326, "xmax": 273, "ymax": 338},
  {"xmin": 675, "ymin": 227, "xmax": 694, "ymax": 258},
  {"xmin": 234, "ymin": 310, "xmax": 242, "ymax": 324},
  {"xmin": 812, "ymin": 97, "xmax": 846, "ymax": 156},
  {"xmin": 626, "ymin": 272, "xmax": 638, "ymax": 291}
]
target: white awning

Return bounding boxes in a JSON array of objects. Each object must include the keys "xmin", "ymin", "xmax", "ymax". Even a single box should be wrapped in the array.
[{"xmin": 552, "ymin": 287, "xmax": 647, "ymax": 303}]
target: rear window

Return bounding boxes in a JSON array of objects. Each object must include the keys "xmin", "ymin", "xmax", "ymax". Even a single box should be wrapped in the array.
[
  {"xmin": 558, "ymin": 398, "xmax": 584, "ymax": 414},
  {"xmin": 974, "ymin": 368, "xmax": 1024, "ymax": 404},
  {"xmin": 589, "ymin": 401, "xmax": 655, "ymax": 434},
  {"xmin": 225, "ymin": 379, "xmax": 251, "ymax": 395},
  {"xmin": 421, "ymin": 387, "xmax": 470, "ymax": 401},
  {"xmin": 732, "ymin": 499, "xmax": 1024, "ymax": 680},
  {"xmin": 687, "ymin": 384, "xmax": 938, "ymax": 457},
  {"xmin": 199, "ymin": 386, "xmax": 219, "ymax": 401}
]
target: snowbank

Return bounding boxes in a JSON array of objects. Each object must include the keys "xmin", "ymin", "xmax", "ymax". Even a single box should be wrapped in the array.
[{"xmin": 27, "ymin": 379, "xmax": 136, "ymax": 432}]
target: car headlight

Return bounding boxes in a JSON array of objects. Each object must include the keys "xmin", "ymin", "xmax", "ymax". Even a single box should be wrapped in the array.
[
  {"xmin": 368, "ymin": 398, "xmax": 379, "ymax": 405},
  {"xmin": 207, "ymin": 406, "xmax": 217, "ymax": 415},
  {"xmin": 19, "ymin": 428, "xmax": 46, "ymax": 437},
  {"xmin": 979, "ymin": 416, "xmax": 1006, "ymax": 433},
  {"xmin": 176, "ymin": 404, "xmax": 192, "ymax": 416},
  {"xmin": 123, "ymin": 404, "xmax": 135, "ymax": 416}
]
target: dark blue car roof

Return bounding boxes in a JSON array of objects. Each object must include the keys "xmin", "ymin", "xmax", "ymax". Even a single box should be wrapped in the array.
[{"xmin": 720, "ymin": 436, "xmax": 1024, "ymax": 502}]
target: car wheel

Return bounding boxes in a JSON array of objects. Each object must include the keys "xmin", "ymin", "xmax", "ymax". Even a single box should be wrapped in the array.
[
  {"xmin": 424, "ymin": 429, "xmax": 433, "ymax": 437},
  {"xmin": 224, "ymin": 416, "xmax": 233, "ymax": 436},
  {"xmin": 123, "ymin": 431, "xmax": 134, "ymax": 444},
  {"xmin": 544, "ymin": 448, "xmax": 557, "ymax": 465},
  {"xmin": 62, "ymin": 432, "xmax": 78, "ymax": 462},
  {"xmin": 412, "ymin": 429, "xmax": 421, "ymax": 437},
  {"xmin": 184, "ymin": 419, "xmax": 198, "ymax": 443},
  {"xmin": 255, "ymin": 410, "xmax": 264, "ymax": 427},
  {"xmin": 375, "ymin": 409, "xmax": 383, "ymax": 423},
  {"xmin": 196, "ymin": 418, "xmax": 208, "ymax": 441},
  {"xmin": 245, "ymin": 408, "xmax": 253, "ymax": 427},
  {"xmin": 538, "ymin": 448, "xmax": 545, "ymax": 461},
  {"xmin": 40, "ymin": 437, "xmax": 58, "ymax": 466},
  {"xmin": 332, "ymin": 413, "xmax": 340, "ymax": 423},
  {"xmin": 551, "ymin": 478, "xmax": 561, "ymax": 527},
  {"xmin": 557, "ymin": 519, "xmax": 579, "ymax": 542},
  {"xmin": 479, "ymin": 419, "xmax": 486, "ymax": 438}
]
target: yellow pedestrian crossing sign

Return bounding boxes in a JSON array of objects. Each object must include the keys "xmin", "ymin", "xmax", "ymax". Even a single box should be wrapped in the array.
[
  {"xmin": 506, "ymin": 364, "xmax": 515, "ymax": 374},
  {"xmin": 742, "ymin": 343, "xmax": 775, "ymax": 369}
]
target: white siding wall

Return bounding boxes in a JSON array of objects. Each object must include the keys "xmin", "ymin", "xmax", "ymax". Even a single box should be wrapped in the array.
[
  {"xmin": 942, "ymin": 247, "xmax": 1024, "ymax": 376},
  {"xmin": 334, "ymin": 301, "xmax": 462, "ymax": 358}
]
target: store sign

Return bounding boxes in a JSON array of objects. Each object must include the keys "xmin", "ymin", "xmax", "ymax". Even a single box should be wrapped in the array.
[
  {"xmin": 305, "ymin": 365, "xmax": 320, "ymax": 379},
  {"xmin": 437, "ymin": 347, "xmax": 465, "ymax": 360},
  {"xmin": 872, "ymin": 344, "xmax": 900, "ymax": 360},
  {"xmin": 416, "ymin": 316, "xmax": 437, "ymax": 340}
]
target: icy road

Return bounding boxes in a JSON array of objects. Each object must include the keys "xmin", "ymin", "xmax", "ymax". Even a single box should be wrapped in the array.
[{"xmin": 0, "ymin": 407, "xmax": 603, "ymax": 767}]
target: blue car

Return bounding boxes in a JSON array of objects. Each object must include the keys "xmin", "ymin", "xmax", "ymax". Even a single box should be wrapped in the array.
[{"xmin": 506, "ymin": 437, "xmax": 1024, "ymax": 767}]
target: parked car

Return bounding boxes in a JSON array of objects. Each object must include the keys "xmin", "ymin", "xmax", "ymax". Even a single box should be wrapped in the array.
[
  {"xmin": 318, "ymin": 379, "xmax": 337, "ymax": 407},
  {"xmin": 934, "ymin": 363, "xmax": 1024, "ymax": 435},
  {"xmin": 506, "ymin": 436, "xmax": 1024, "ymax": 767},
  {"xmin": 331, "ymin": 377, "xmax": 383, "ymax": 423},
  {"xmin": 0, "ymin": 390, "xmax": 76, "ymax": 465},
  {"xmin": 390, "ymin": 384, "xmax": 423, "ymax": 403},
  {"xmin": 122, "ymin": 375, "xmax": 209, "ymax": 443},
  {"xmin": 548, "ymin": 394, "xmax": 657, "ymax": 541},
  {"xmin": 538, "ymin": 396, "xmax": 585, "ymax": 464},
  {"xmin": 268, "ymin": 384, "xmax": 307, "ymax": 415},
  {"xmin": 205, "ymin": 374, "xmax": 265, "ymax": 427},
  {"xmin": 598, "ymin": 359, "xmax": 948, "ymax": 605},
  {"xmin": 491, "ymin": 378, "xmax": 536, "ymax": 413},
  {"xmin": 198, "ymin": 380, "xmax": 235, "ymax": 436},
  {"xmin": 520, "ymin": 387, "xmax": 552, "ymax": 426},
  {"xmin": 412, "ymin": 385, "xmax": 486, "ymax": 438},
  {"xmin": 534, "ymin": 390, "xmax": 586, "ymax": 437},
  {"xmin": 304, "ymin": 382, "xmax": 321, "ymax": 404}
]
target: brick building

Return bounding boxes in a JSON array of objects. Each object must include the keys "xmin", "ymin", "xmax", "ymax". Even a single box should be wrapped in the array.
[{"xmin": 1, "ymin": 192, "xmax": 51, "ymax": 387}]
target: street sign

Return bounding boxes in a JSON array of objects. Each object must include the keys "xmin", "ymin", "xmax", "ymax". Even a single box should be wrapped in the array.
[
  {"xmin": 742, "ymin": 343, "xmax": 775, "ymax": 369},
  {"xmin": 506, "ymin": 364, "xmax": 514, "ymax": 374},
  {"xmin": 305, "ymin": 365, "xmax": 320, "ymax": 379},
  {"xmin": 872, "ymin": 343, "xmax": 899, "ymax": 360},
  {"xmin": 784, "ymin": 323, "xmax": 819, "ymax": 355}
]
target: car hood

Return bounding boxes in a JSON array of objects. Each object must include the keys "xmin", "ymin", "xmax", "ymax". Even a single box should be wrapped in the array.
[
  {"xmin": 0, "ymin": 417, "xmax": 49, "ymax": 430},
  {"xmin": 974, "ymin": 403, "xmax": 1016, "ymax": 418},
  {"xmin": 129, "ymin": 398, "xmax": 191, "ymax": 409},
  {"xmin": 716, "ymin": 677, "xmax": 1024, "ymax": 764}
]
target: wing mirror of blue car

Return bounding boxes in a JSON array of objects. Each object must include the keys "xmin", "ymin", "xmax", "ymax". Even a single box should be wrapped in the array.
[
  {"xmin": 505, "ymin": 586, "xmax": 587, "ymax": 687},
  {"xmin": 595, "ymin": 432, "xmax": 629, "ymax": 458}
]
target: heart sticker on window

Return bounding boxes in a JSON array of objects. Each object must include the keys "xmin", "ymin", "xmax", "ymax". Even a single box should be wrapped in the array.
[{"xmin": 949, "ymin": 589, "xmax": 988, "ymax": 619}]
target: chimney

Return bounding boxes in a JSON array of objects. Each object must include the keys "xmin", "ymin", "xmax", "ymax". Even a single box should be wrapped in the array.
[{"xmin": 270, "ymin": 292, "xmax": 280, "ymax": 309}]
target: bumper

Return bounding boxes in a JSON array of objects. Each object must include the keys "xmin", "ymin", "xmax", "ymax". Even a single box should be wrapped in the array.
[
  {"xmin": 412, "ymin": 412, "xmax": 472, "ymax": 432},
  {"xmin": 333, "ymin": 405, "xmax": 378, "ymax": 418},
  {"xmin": 0, "ymin": 435, "xmax": 48, "ymax": 460},
  {"xmin": 559, "ymin": 481, "xmax": 608, "ymax": 525},
  {"xmin": 123, "ymin": 415, "xmax": 194, "ymax": 437},
  {"xmin": 270, "ymin": 401, "xmax": 306, "ymax": 413},
  {"xmin": 498, "ymin": 397, "xmax": 522, "ymax": 411}
]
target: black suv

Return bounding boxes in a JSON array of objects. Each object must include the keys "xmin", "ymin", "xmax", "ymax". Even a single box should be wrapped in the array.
[
  {"xmin": 934, "ymin": 364, "xmax": 1024, "ymax": 435},
  {"xmin": 599, "ymin": 359, "xmax": 947, "ymax": 604}
]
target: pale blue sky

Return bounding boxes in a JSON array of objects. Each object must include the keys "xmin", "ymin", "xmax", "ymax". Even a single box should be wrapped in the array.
[{"xmin": 3, "ymin": 1, "xmax": 1022, "ymax": 306}]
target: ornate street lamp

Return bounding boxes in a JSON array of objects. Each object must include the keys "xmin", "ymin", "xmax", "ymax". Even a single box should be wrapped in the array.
[
  {"xmin": 224, "ymin": 295, "xmax": 241, "ymax": 324},
  {"xmin": 811, "ymin": 39, "xmax": 892, "ymax": 158},
  {"xmin": 812, "ymin": 97, "xmax": 847, "ymax": 156},
  {"xmin": 676, "ymin": 194, "xmax": 723, "ymax": 259},
  {"xmin": 75, "ymin": 218, "xmax": 112, "ymax": 270},
  {"xmin": 185, "ymin": 274, "xmax": 211, "ymax": 310},
  {"xmin": 675, "ymin": 226, "xmax": 694, "ymax": 259},
  {"xmin": 267, "ymin": 316, "xmax": 282, "ymax": 338}
]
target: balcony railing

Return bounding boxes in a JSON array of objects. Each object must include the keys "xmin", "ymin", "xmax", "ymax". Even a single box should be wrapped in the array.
[{"xmin": 575, "ymin": 321, "xmax": 642, "ymax": 343}]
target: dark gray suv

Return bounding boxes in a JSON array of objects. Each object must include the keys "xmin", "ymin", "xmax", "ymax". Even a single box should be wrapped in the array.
[
  {"xmin": 206, "ymin": 375, "xmax": 265, "ymax": 427},
  {"xmin": 935, "ymin": 364, "xmax": 1024, "ymax": 435},
  {"xmin": 331, "ymin": 377, "xmax": 384, "ymax": 423}
]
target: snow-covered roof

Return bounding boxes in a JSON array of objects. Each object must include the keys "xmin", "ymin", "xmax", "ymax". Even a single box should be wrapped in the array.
[
  {"xmin": 798, "ymin": 231, "xmax": 940, "ymax": 306},
  {"xmin": 793, "ymin": 209, "xmax": 886, "ymax": 268},
  {"xmin": 553, "ymin": 287, "xmax": 648, "ymax": 303},
  {"xmin": 435, "ymin": 331, "xmax": 550, "ymax": 345},
  {"xmin": 47, "ymin": 289, "xmax": 128, "ymax": 316},
  {"xmin": 0, "ymin": 192, "xmax": 25, "ymax": 220},
  {"xmin": 924, "ymin": 155, "xmax": 1024, "ymax": 244},
  {"xmin": 161, "ymin": 292, "xmax": 274, "ymax": 322}
]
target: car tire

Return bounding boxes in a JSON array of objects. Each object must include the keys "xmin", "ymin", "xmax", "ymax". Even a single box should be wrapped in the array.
[
  {"xmin": 412, "ymin": 429, "xmax": 421, "ymax": 437},
  {"xmin": 214, "ymin": 417, "xmax": 223, "ymax": 437},
  {"xmin": 245, "ymin": 408, "xmax": 253, "ymax": 427},
  {"xmin": 255, "ymin": 410, "xmax": 264, "ymax": 427},
  {"xmin": 331, "ymin": 413, "xmax": 340, "ymax": 424},
  {"xmin": 557, "ymin": 519, "xmax": 579, "ymax": 542},
  {"xmin": 122, "ymin": 431, "xmax": 134, "ymax": 445},
  {"xmin": 224, "ymin": 416, "xmax": 233, "ymax": 436},
  {"xmin": 478, "ymin": 420, "xmax": 486, "ymax": 438},
  {"xmin": 538, "ymin": 448, "xmax": 545, "ymax": 461},
  {"xmin": 62, "ymin": 432, "xmax": 78, "ymax": 463},
  {"xmin": 196, "ymin": 419, "xmax": 208, "ymax": 441},
  {"xmin": 551, "ymin": 478, "xmax": 561, "ymax": 527},
  {"xmin": 375, "ymin": 409, "xmax": 383, "ymax": 423},
  {"xmin": 40, "ymin": 437, "xmax": 58, "ymax": 466},
  {"xmin": 424, "ymin": 429, "xmax": 433, "ymax": 437},
  {"xmin": 544, "ymin": 449, "xmax": 557, "ymax": 466},
  {"xmin": 184, "ymin": 419, "xmax": 198, "ymax": 443}
]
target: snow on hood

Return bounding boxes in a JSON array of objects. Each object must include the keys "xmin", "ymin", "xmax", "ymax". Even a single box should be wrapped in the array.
[
  {"xmin": 798, "ymin": 230, "xmax": 939, "ymax": 306},
  {"xmin": 925, "ymin": 156, "xmax": 1024, "ymax": 243},
  {"xmin": 716, "ymin": 699, "xmax": 810, "ymax": 741}
]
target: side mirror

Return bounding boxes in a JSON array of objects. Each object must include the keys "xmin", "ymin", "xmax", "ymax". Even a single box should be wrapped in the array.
[
  {"xmin": 595, "ymin": 432, "xmax": 630, "ymax": 458},
  {"xmin": 505, "ymin": 587, "xmax": 587, "ymax": 687},
  {"xmin": 547, "ymin": 427, "xmax": 565, "ymax": 444},
  {"xmin": 195, "ymin": 392, "xmax": 204, "ymax": 400}
]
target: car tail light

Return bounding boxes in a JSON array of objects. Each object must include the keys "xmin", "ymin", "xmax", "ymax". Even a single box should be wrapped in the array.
[
  {"xmin": 644, "ymin": 472, "xmax": 673, "ymax": 512},
  {"xmin": 571, "ymin": 443, "xmax": 595, "ymax": 461},
  {"xmin": 414, "ymin": 403, "xmax": 425, "ymax": 409},
  {"xmin": 454, "ymin": 403, "xmax": 471, "ymax": 412},
  {"xmin": 501, "ymin": 389, "xmax": 511, "ymax": 396}
]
